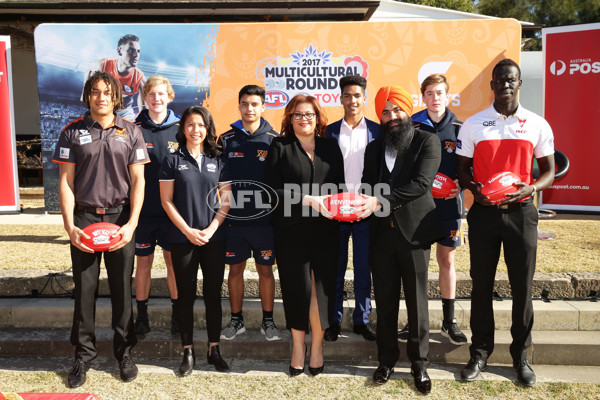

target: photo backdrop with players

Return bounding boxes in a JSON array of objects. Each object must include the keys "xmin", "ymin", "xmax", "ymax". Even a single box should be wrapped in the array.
[{"xmin": 35, "ymin": 20, "xmax": 521, "ymax": 212}]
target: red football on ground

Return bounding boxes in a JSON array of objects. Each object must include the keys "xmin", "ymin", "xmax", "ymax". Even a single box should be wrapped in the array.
[
  {"xmin": 324, "ymin": 192, "xmax": 363, "ymax": 222},
  {"xmin": 432, "ymin": 172, "xmax": 457, "ymax": 199},
  {"xmin": 80, "ymin": 222, "xmax": 122, "ymax": 252},
  {"xmin": 480, "ymin": 171, "xmax": 521, "ymax": 204}
]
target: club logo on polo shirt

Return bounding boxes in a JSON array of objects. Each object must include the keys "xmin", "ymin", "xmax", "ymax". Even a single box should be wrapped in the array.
[
  {"xmin": 515, "ymin": 117, "xmax": 528, "ymax": 134},
  {"xmin": 444, "ymin": 141, "xmax": 456, "ymax": 153},
  {"xmin": 146, "ymin": 142, "xmax": 154, "ymax": 149},
  {"xmin": 167, "ymin": 141, "xmax": 179, "ymax": 153},
  {"xmin": 228, "ymin": 152, "xmax": 244, "ymax": 158},
  {"xmin": 59, "ymin": 147, "xmax": 70, "ymax": 159},
  {"xmin": 257, "ymin": 150, "xmax": 268, "ymax": 161},
  {"xmin": 115, "ymin": 130, "xmax": 128, "ymax": 137},
  {"xmin": 178, "ymin": 164, "xmax": 189, "ymax": 171},
  {"xmin": 206, "ymin": 163, "xmax": 217, "ymax": 173}
]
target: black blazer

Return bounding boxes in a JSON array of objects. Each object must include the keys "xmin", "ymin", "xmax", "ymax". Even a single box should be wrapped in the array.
[
  {"xmin": 362, "ymin": 129, "xmax": 444, "ymax": 246},
  {"xmin": 264, "ymin": 135, "xmax": 345, "ymax": 227}
]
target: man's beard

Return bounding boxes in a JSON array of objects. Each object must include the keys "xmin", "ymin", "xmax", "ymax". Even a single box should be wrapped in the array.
[{"xmin": 382, "ymin": 117, "xmax": 414, "ymax": 154}]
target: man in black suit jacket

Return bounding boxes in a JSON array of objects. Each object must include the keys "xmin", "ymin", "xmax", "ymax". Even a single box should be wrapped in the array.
[{"xmin": 358, "ymin": 85, "xmax": 443, "ymax": 395}]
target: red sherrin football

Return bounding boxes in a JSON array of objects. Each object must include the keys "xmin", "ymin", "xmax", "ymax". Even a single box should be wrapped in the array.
[
  {"xmin": 432, "ymin": 172, "xmax": 457, "ymax": 199},
  {"xmin": 80, "ymin": 222, "xmax": 122, "ymax": 252},
  {"xmin": 480, "ymin": 171, "xmax": 521, "ymax": 204},
  {"xmin": 324, "ymin": 192, "xmax": 363, "ymax": 222}
]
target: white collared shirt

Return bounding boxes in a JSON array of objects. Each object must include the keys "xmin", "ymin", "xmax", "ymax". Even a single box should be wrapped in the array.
[{"xmin": 338, "ymin": 117, "xmax": 368, "ymax": 193}]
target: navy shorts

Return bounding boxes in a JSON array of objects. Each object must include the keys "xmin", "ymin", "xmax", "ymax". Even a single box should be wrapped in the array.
[
  {"xmin": 436, "ymin": 218, "xmax": 463, "ymax": 248},
  {"xmin": 225, "ymin": 225, "xmax": 275, "ymax": 266},
  {"xmin": 135, "ymin": 216, "xmax": 173, "ymax": 256}
]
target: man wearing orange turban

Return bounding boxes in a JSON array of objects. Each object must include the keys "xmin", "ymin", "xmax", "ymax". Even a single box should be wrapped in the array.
[
  {"xmin": 374, "ymin": 85, "xmax": 414, "ymax": 121},
  {"xmin": 358, "ymin": 85, "xmax": 444, "ymax": 395}
]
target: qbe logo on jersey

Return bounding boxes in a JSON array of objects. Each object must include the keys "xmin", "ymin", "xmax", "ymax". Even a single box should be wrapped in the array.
[
  {"xmin": 257, "ymin": 44, "xmax": 369, "ymax": 109},
  {"xmin": 550, "ymin": 58, "xmax": 600, "ymax": 76}
]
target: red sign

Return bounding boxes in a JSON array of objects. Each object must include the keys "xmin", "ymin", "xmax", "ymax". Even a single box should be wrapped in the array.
[
  {"xmin": 0, "ymin": 36, "xmax": 20, "ymax": 212},
  {"xmin": 542, "ymin": 23, "xmax": 600, "ymax": 212}
]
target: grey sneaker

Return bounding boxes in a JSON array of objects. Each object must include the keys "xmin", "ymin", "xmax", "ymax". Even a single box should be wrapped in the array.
[
  {"xmin": 441, "ymin": 319, "xmax": 468, "ymax": 345},
  {"xmin": 220, "ymin": 317, "xmax": 246, "ymax": 340},
  {"xmin": 260, "ymin": 318, "xmax": 281, "ymax": 341}
]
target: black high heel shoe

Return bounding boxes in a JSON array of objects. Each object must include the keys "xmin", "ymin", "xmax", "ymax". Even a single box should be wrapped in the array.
[
  {"xmin": 308, "ymin": 365, "xmax": 324, "ymax": 376},
  {"xmin": 207, "ymin": 344, "xmax": 229, "ymax": 372},
  {"xmin": 179, "ymin": 347, "xmax": 195, "ymax": 376},
  {"xmin": 289, "ymin": 365, "xmax": 305, "ymax": 377},
  {"xmin": 289, "ymin": 344, "xmax": 306, "ymax": 377}
]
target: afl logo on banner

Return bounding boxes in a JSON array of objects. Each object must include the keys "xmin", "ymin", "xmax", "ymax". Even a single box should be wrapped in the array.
[
  {"xmin": 265, "ymin": 91, "xmax": 289, "ymax": 108},
  {"xmin": 550, "ymin": 60, "xmax": 567, "ymax": 76}
]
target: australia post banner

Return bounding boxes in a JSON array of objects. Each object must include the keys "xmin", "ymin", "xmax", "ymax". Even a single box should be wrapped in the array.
[
  {"xmin": 542, "ymin": 23, "xmax": 600, "ymax": 212},
  {"xmin": 35, "ymin": 20, "xmax": 521, "ymax": 212},
  {"xmin": 0, "ymin": 36, "xmax": 20, "ymax": 213}
]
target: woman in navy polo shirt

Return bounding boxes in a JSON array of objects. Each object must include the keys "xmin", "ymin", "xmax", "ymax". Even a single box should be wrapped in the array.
[{"xmin": 159, "ymin": 106, "xmax": 232, "ymax": 376}]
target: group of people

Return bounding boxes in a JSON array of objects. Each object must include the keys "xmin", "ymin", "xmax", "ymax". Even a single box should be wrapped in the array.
[{"xmin": 53, "ymin": 57, "xmax": 555, "ymax": 395}]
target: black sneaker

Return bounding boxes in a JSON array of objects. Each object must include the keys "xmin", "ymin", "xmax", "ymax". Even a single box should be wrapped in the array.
[
  {"xmin": 118, "ymin": 354, "xmax": 138, "ymax": 382},
  {"xmin": 397, "ymin": 323, "xmax": 409, "ymax": 342},
  {"xmin": 441, "ymin": 319, "xmax": 468, "ymax": 345},
  {"xmin": 134, "ymin": 317, "xmax": 150, "ymax": 340}
]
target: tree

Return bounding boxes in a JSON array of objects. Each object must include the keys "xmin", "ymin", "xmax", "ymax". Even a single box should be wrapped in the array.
[{"xmin": 402, "ymin": 0, "xmax": 476, "ymax": 13}]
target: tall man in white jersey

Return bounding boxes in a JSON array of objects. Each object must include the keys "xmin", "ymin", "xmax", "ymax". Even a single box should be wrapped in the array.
[{"xmin": 456, "ymin": 58, "xmax": 555, "ymax": 387}]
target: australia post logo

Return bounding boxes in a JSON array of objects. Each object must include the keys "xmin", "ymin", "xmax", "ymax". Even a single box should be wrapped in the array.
[
  {"xmin": 258, "ymin": 44, "xmax": 369, "ymax": 109},
  {"xmin": 550, "ymin": 58, "xmax": 600, "ymax": 76}
]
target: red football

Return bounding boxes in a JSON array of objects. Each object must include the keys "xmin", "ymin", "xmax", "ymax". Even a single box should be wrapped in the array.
[
  {"xmin": 80, "ymin": 222, "xmax": 122, "ymax": 252},
  {"xmin": 432, "ymin": 172, "xmax": 457, "ymax": 199},
  {"xmin": 480, "ymin": 171, "xmax": 521, "ymax": 204},
  {"xmin": 324, "ymin": 192, "xmax": 363, "ymax": 222}
]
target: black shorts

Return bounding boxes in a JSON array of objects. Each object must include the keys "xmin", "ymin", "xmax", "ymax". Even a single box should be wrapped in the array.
[
  {"xmin": 225, "ymin": 225, "xmax": 275, "ymax": 266},
  {"xmin": 436, "ymin": 218, "xmax": 463, "ymax": 248},
  {"xmin": 135, "ymin": 216, "xmax": 173, "ymax": 256}
]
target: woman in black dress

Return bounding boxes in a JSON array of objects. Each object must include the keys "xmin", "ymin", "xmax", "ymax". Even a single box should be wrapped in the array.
[
  {"xmin": 264, "ymin": 95, "xmax": 344, "ymax": 376},
  {"xmin": 159, "ymin": 106, "xmax": 232, "ymax": 376}
]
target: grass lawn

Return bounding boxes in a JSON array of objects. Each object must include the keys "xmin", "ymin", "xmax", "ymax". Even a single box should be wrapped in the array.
[
  {"xmin": 1, "ymin": 215, "xmax": 599, "ymax": 274},
  {"xmin": 0, "ymin": 370, "xmax": 599, "ymax": 400}
]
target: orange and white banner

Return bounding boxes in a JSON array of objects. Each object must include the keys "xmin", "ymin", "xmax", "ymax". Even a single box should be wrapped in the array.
[{"xmin": 35, "ymin": 20, "xmax": 521, "ymax": 211}]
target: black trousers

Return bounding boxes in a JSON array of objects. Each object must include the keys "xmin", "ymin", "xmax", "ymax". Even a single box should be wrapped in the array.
[
  {"xmin": 171, "ymin": 241, "xmax": 225, "ymax": 345},
  {"xmin": 70, "ymin": 208, "xmax": 137, "ymax": 362},
  {"xmin": 370, "ymin": 225, "xmax": 430, "ymax": 371},
  {"xmin": 467, "ymin": 202, "xmax": 538, "ymax": 363},
  {"xmin": 274, "ymin": 220, "xmax": 339, "ymax": 331}
]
